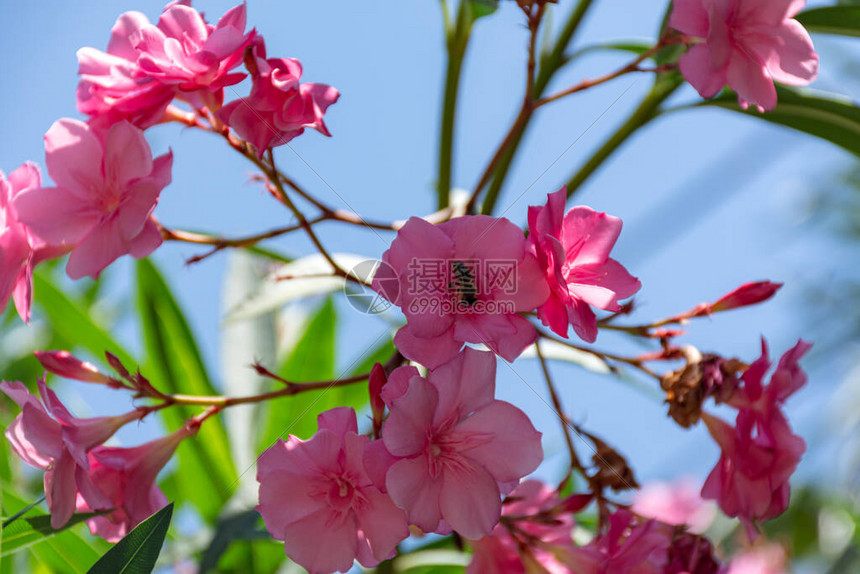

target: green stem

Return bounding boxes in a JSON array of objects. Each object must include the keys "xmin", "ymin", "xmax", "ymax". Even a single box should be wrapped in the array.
[
  {"xmin": 479, "ymin": 0, "xmax": 596, "ymax": 214},
  {"xmin": 437, "ymin": 1, "xmax": 474, "ymax": 210},
  {"xmin": 565, "ymin": 75, "xmax": 682, "ymax": 199}
]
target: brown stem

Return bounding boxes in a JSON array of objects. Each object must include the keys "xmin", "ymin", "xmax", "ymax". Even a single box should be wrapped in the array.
[
  {"xmin": 535, "ymin": 341, "xmax": 585, "ymax": 479},
  {"xmin": 534, "ymin": 43, "xmax": 665, "ymax": 107},
  {"xmin": 158, "ymin": 372, "xmax": 371, "ymax": 408},
  {"xmin": 536, "ymin": 329, "xmax": 663, "ymax": 381},
  {"xmin": 466, "ymin": 5, "xmax": 544, "ymax": 214}
]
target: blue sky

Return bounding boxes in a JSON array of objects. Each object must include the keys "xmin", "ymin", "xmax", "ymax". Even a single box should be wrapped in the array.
[{"xmin": 1, "ymin": 0, "xmax": 856, "ymax": 499}]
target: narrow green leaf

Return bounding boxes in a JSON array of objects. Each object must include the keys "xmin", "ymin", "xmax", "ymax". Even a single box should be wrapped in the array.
[
  {"xmin": 87, "ymin": 503, "xmax": 173, "ymax": 574},
  {"xmin": 699, "ymin": 87, "xmax": 860, "ymax": 157},
  {"xmin": 198, "ymin": 510, "xmax": 269, "ymax": 573},
  {"xmin": 1, "ymin": 490, "xmax": 105, "ymax": 572},
  {"xmin": 135, "ymin": 259, "xmax": 236, "ymax": 520},
  {"xmin": 257, "ymin": 298, "xmax": 338, "ymax": 449},
  {"xmin": 796, "ymin": 7, "xmax": 860, "ymax": 38},
  {"xmin": 33, "ymin": 271, "xmax": 135, "ymax": 367},
  {"xmin": 566, "ymin": 39, "xmax": 653, "ymax": 63},
  {"xmin": 1, "ymin": 511, "xmax": 101, "ymax": 556}
]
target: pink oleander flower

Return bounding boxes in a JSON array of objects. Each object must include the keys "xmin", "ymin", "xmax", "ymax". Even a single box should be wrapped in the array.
[
  {"xmin": 468, "ymin": 480, "xmax": 575, "ymax": 574},
  {"xmin": 564, "ymin": 510, "xmax": 670, "ymax": 574},
  {"xmin": 257, "ymin": 407, "xmax": 409, "ymax": 574},
  {"xmin": 14, "ymin": 119, "xmax": 172, "ymax": 280},
  {"xmin": 77, "ymin": 11, "xmax": 176, "ymax": 128},
  {"xmin": 702, "ymin": 340, "xmax": 811, "ymax": 538},
  {"xmin": 77, "ymin": 423, "xmax": 196, "ymax": 542},
  {"xmin": 372, "ymin": 216, "xmax": 550, "ymax": 368},
  {"xmin": 0, "ymin": 162, "xmax": 61, "ymax": 323},
  {"xmin": 0, "ymin": 379, "xmax": 144, "ymax": 528},
  {"xmin": 218, "ymin": 43, "xmax": 339, "ymax": 158},
  {"xmin": 632, "ymin": 478, "xmax": 716, "ymax": 534},
  {"xmin": 527, "ymin": 188, "xmax": 640, "ymax": 343},
  {"xmin": 727, "ymin": 543, "xmax": 786, "ymax": 574},
  {"xmin": 132, "ymin": 1, "xmax": 255, "ymax": 109},
  {"xmin": 365, "ymin": 349, "xmax": 543, "ymax": 539},
  {"xmin": 670, "ymin": 0, "xmax": 819, "ymax": 112}
]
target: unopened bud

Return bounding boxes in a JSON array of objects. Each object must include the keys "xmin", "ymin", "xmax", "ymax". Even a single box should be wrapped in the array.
[{"xmin": 35, "ymin": 350, "xmax": 114, "ymax": 385}]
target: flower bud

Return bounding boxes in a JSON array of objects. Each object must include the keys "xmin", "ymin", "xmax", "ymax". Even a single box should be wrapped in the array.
[{"xmin": 34, "ymin": 350, "xmax": 114, "ymax": 385}]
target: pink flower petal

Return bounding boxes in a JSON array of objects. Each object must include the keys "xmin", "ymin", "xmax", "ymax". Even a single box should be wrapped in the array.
[
  {"xmin": 455, "ymin": 401, "xmax": 543, "ymax": 482},
  {"xmin": 567, "ymin": 297, "xmax": 598, "ymax": 343},
  {"xmin": 104, "ymin": 121, "xmax": 154, "ymax": 189},
  {"xmin": 281, "ymin": 508, "xmax": 359, "ymax": 574},
  {"xmin": 439, "ymin": 460, "xmax": 501, "ymax": 539},
  {"xmin": 428, "ymin": 347, "xmax": 496, "ymax": 424},
  {"xmin": 157, "ymin": 4, "xmax": 208, "ymax": 45},
  {"xmin": 679, "ymin": 44, "xmax": 728, "ymax": 99},
  {"xmin": 256, "ymin": 469, "xmax": 327, "ymax": 538},
  {"xmin": 382, "ymin": 377, "xmax": 437, "ymax": 457},
  {"xmin": 13, "ymin": 186, "xmax": 99, "ymax": 246},
  {"xmin": 127, "ymin": 219, "xmax": 163, "ymax": 259},
  {"xmin": 727, "ymin": 49, "xmax": 777, "ymax": 112},
  {"xmin": 106, "ymin": 11, "xmax": 152, "ymax": 61},
  {"xmin": 755, "ymin": 19, "xmax": 818, "ymax": 86},
  {"xmin": 386, "ymin": 457, "xmax": 443, "ymax": 534},
  {"xmin": 562, "ymin": 207, "xmax": 623, "ymax": 267},
  {"xmin": 363, "ymin": 439, "xmax": 399, "ymax": 493},
  {"xmin": 669, "ymin": 0, "xmax": 710, "ymax": 36},
  {"xmin": 43, "ymin": 119, "xmax": 105, "ymax": 195},
  {"xmin": 317, "ymin": 406, "xmax": 358, "ymax": 438},
  {"xmin": 65, "ymin": 217, "xmax": 127, "ymax": 280},
  {"xmin": 445, "ymin": 215, "xmax": 527, "ymax": 263},
  {"xmin": 46, "ymin": 451, "xmax": 77, "ymax": 529},
  {"xmin": 393, "ymin": 323, "xmax": 461, "ymax": 369},
  {"xmin": 355, "ymin": 488, "xmax": 409, "ymax": 564}
]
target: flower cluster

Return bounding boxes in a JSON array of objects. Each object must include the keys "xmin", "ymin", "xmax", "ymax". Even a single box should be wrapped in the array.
[
  {"xmin": 371, "ymin": 189, "xmax": 639, "ymax": 367},
  {"xmin": 1, "ymin": 377, "xmax": 196, "ymax": 539},
  {"xmin": 257, "ymin": 348, "xmax": 543, "ymax": 572},
  {"xmin": 701, "ymin": 340, "xmax": 811, "ymax": 538},
  {"xmin": 0, "ymin": 0, "xmax": 338, "ymax": 321},
  {"xmin": 0, "ymin": 1, "xmax": 823, "ymax": 573}
]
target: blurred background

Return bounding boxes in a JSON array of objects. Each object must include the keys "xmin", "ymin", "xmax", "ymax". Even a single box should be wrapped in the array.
[{"xmin": 1, "ymin": 0, "xmax": 858, "ymax": 572}]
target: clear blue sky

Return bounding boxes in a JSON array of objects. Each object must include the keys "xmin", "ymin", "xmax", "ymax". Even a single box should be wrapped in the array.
[{"xmin": 1, "ymin": 0, "xmax": 854, "ymax": 495}]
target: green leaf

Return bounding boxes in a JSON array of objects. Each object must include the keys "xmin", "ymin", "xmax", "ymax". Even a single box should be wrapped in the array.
[
  {"xmin": 257, "ymin": 298, "xmax": 338, "ymax": 449},
  {"xmin": 1, "ymin": 511, "xmax": 102, "ymax": 556},
  {"xmin": 395, "ymin": 549, "xmax": 470, "ymax": 572},
  {"xmin": 796, "ymin": 7, "xmax": 860, "ymax": 38},
  {"xmin": 566, "ymin": 39, "xmax": 653, "ymax": 63},
  {"xmin": 198, "ymin": 510, "xmax": 270, "ymax": 573},
  {"xmin": 468, "ymin": 0, "xmax": 497, "ymax": 20},
  {"xmin": 33, "ymin": 271, "xmax": 135, "ymax": 367},
  {"xmin": 699, "ymin": 87, "xmax": 860, "ymax": 157},
  {"xmin": 87, "ymin": 503, "xmax": 173, "ymax": 574},
  {"xmin": 135, "ymin": 259, "xmax": 236, "ymax": 520},
  {"xmin": 1, "ymin": 490, "xmax": 105, "ymax": 572}
]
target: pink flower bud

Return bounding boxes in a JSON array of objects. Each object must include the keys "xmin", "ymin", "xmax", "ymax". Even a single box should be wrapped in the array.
[
  {"xmin": 709, "ymin": 281, "xmax": 783, "ymax": 313},
  {"xmin": 368, "ymin": 362, "xmax": 386, "ymax": 418},
  {"xmin": 34, "ymin": 350, "xmax": 113, "ymax": 385}
]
